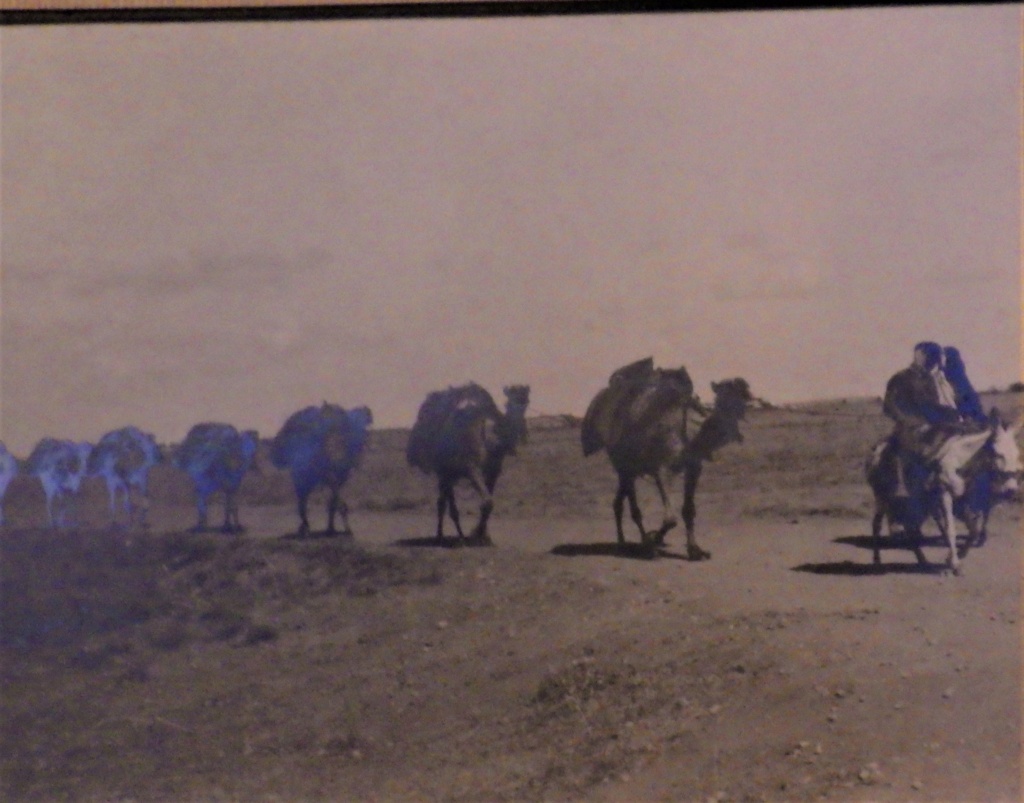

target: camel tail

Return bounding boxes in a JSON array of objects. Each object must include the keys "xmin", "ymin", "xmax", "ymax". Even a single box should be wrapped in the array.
[{"xmin": 581, "ymin": 420, "xmax": 604, "ymax": 457}]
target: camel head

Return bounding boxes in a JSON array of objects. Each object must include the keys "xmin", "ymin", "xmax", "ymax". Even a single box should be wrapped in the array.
[
  {"xmin": 710, "ymin": 378, "xmax": 753, "ymax": 419},
  {"xmin": 502, "ymin": 385, "xmax": 531, "ymax": 448}
]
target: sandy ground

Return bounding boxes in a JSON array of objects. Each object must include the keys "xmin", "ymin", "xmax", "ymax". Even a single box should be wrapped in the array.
[{"xmin": 1, "ymin": 395, "xmax": 1020, "ymax": 802}]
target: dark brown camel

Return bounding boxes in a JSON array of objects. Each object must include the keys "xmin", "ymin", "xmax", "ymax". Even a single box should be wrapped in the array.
[
  {"xmin": 582, "ymin": 359, "xmax": 753, "ymax": 559},
  {"xmin": 407, "ymin": 383, "xmax": 530, "ymax": 545}
]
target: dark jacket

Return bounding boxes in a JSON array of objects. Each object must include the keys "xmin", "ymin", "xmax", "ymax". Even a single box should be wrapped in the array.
[{"xmin": 883, "ymin": 366, "xmax": 959, "ymax": 429}]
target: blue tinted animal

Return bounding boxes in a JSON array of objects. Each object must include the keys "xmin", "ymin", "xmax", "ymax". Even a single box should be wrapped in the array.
[
  {"xmin": 87, "ymin": 426, "xmax": 162, "ymax": 528},
  {"xmin": 0, "ymin": 442, "xmax": 18, "ymax": 526},
  {"xmin": 407, "ymin": 383, "xmax": 530, "ymax": 545},
  {"xmin": 866, "ymin": 408, "xmax": 1022, "ymax": 574},
  {"xmin": 174, "ymin": 424, "xmax": 260, "ymax": 533},
  {"xmin": 271, "ymin": 404, "xmax": 373, "ymax": 537},
  {"xmin": 26, "ymin": 438, "xmax": 93, "ymax": 529}
]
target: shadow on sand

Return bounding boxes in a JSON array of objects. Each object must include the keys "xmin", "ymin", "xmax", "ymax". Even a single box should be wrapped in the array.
[
  {"xmin": 279, "ymin": 530, "xmax": 354, "ymax": 541},
  {"xmin": 833, "ymin": 533, "xmax": 952, "ymax": 551},
  {"xmin": 791, "ymin": 560, "xmax": 943, "ymax": 576},
  {"xmin": 790, "ymin": 531, "xmax": 962, "ymax": 576},
  {"xmin": 394, "ymin": 536, "xmax": 492, "ymax": 550},
  {"xmin": 550, "ymin": 542, "xmax": 691, "ymax": 562}
]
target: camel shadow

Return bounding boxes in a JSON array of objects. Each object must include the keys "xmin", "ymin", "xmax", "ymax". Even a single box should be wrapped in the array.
[
  {"xmin": 279, "ymin": 530, "xmax": 354, "ymax": 541},
  {"xmin": 394, "ymin": 536, "xmax": 492, "ymax": 550},
  {"xmin": 550, "ymin": 542, "xmax": 690, "ymax": 562}
]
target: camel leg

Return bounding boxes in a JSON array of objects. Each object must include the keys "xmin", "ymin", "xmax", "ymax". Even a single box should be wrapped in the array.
[
  {"xmin": 435, "ymin": 481, "xmax": 448, "ymax": 541},
  {"xmin": 652, "ymin": 471, "xmax": 677, "ymax": 545},
  {"xmin": 681, "ymin": 462, "xmax": 711, "ymax": 561},
  {"xmin": 337, "ymin": 499, "xmax": 352, "ymax": 536},
  {"xmin": 297, "ymin": 491, "xmax": 312, "ymax": 537},
  {"xmin": 106, "ymin": 481, "xmax": 120, "ymax": 527},
  {"xmin": 135, "ymin": 479, "xmax": 151, "ymax": 529},
  {"xmin": 614, "ymin": 473, "xmax": 638, "ymax": 540},
  {"xmin": 612, "ymin": 476, "xmax": 628, "ymax": 546},
  {"xmin": 190, "ymin": 491, "xmax": 210, "ymax": 532},
  {"xmin": 326, "ymin": 486, "xmax": 340, "ymax": 535},
  {"xmin": 466, "ymin": 466, "xmax": 494, "ymax": 545},
  {"xmin": 221, "ymin": 491, "xmax": 244, "ymax": 534},
  {"xmin": 870, "ymin": 498, "xmax": 885, "ymax": 566}
]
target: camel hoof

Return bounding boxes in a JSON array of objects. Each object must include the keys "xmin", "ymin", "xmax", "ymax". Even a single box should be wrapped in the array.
[{"xmin": 687, "ymin": 545, "xmax": 711, "ymax": 561}]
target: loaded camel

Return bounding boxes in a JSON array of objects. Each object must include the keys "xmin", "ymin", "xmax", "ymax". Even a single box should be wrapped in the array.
[
  {"xmin": 407, "ymin": 383, "xmax": 530, "ymax": 546},
  {"xmin": 174, "ymin": 423, "xmax": 261, "ymax": 533},
  {"xmin": 87, "ymin": 426, "xmax": 162, "ymax": 529},
  {"xmin": 271, "ymin": 403, "xmax": 373, "ymax": 537},
  {"xmin": 582, "ymin": 358, "xmax": 754, "ymax": 559}
]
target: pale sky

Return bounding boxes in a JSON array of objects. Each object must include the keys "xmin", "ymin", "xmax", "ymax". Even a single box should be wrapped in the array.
[{"xmin": 1, "ymin": 6, "xmax": 1021, "ymax": 454}]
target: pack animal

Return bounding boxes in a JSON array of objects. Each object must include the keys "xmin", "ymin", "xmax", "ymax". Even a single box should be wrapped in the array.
[
  {"xmin": 174, "ymin": 423, "xmax": 261, "ymax": 533},
  {"xmin": 407, "ymin": 383, "xmax": 530, "ymax": 546},
  {"xmin": 866, "ymin": 408, "xmax": 1022, "ymax": 574},
  {"xmin": 26, "ymin": 438, "xmax": 94, "ymax": 529},
  {"xmin": 582, "ymin": 359, "xmax": 753, "ymax": 559},
  {"xmin": 0, "ymin": 443, "xmax": 19, "ymax": 527},
  {"xmin": 271, "ymin": 404, "xmax": 373, "ymax": 537},
  {"xmin": 87, "ymin": 426, "xmax": 162, "ymax": 528}
]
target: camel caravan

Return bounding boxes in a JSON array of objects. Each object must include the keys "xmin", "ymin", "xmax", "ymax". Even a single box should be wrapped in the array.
[{"xmin": 1, "ymin": 343, "xmax": 1020, "ymax": 574}]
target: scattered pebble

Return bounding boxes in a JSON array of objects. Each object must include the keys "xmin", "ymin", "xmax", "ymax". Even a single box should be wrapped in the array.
[
  {"xmin": 911, "ymin": 780, "xmax": 924, "ymax": 791},
  {"xmin": 942, "ymin": 687, "xmax": 955, "ymax": 699}
]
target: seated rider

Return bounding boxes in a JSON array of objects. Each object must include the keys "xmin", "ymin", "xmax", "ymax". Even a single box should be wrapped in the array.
[
  {"xmin": 883, "ymin": 341, "xmax": 963, "ymax": 498},
  {"xmin": 942, "ymin": 345, "xmax": 986, "ymax": 424}
]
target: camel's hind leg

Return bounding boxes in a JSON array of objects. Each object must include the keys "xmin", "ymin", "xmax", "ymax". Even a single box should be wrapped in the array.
[
  {"xmin": 613, "ymin": 473, "xmax": 646, "ymax": 547},
  {"xmin": 296, "ymin": 490, "xmax": 312, "ymax": 537},
  {"xmin": 652, "ymin": 471, "xmax": 677, "ymax": 545}
]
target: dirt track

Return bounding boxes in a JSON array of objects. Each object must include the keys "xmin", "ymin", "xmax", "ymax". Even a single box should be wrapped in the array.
[{"xmin": 1, "ymin": 395, "xmax": 1021, "ymax": 802}]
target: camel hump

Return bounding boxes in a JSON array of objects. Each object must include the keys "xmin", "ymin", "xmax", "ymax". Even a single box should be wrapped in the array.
[
  {"xmin": 271, "ymin": 403, "xmax": 352, "ymax": 469},
  {"xmin": 609, "ymin": 356, "xmax": 655, "ymax": 385},
  {"xmin": 407, "ymin": 383, "xmax": 501, "ymax": 471},
  {"xmin": 583, "ymin": 362, "xmax": 694, "ymax": 456}
]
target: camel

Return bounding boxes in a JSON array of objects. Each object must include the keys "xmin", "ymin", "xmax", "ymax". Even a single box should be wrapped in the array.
[
  {"xmin": 0, "ymin": 443, "xmax": 18, "ymax": 527},
  {"xmin": 26, "ymin": 438, "xmax": 94, "ymax": 529},
  {"xmin": 87, "ymin": 426, "xmax": 162, "ymax": 528},
  {"xmin": 174, "ymin": 423, "xmax": 261, "ymax": 533},
  {"xmin": 866, "ymin": 409, "xmax": 1022, "ymax": 574},
  {"xmin": 271, "ymin": 403, "xmax": 373, "ymax": 537},
  {"xmin": 582, "ymin": 359, "xmax": 753, "ymax": 559},
  {"xmin": 407, "ymin": 383, "xmax": 530, "ymax": 545}
]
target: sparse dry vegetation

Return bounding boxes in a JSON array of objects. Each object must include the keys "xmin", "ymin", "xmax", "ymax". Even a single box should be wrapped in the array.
[{"xmin": 1, "ymin": 393, "xmax": 1020, "ymax": 801}]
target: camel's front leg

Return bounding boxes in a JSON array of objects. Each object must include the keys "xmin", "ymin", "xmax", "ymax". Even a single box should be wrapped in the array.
[
  {"xmin": 681, "ymin": 462, "xmax": 710, "ymax": 561},
  {"xmin": 466, "ymin": 466, "xmax": 494, "ymax": 545}
]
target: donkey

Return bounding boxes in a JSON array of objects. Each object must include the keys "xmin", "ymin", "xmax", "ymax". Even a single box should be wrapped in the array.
[{"xmin": 866, "ymin": 408, "xmax": 1022, "ymax": 574}]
